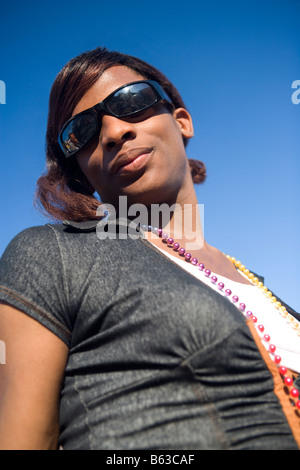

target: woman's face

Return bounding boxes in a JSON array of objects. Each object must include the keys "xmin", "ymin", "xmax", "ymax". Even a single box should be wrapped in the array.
[{"xmin": 74, "ymin": 65, "xmax": 194, "ymax": 207}]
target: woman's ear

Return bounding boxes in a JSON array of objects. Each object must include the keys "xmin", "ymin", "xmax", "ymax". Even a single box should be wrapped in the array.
[{"xmin": 173, "ymin": 108, "xmax": 194, "ymax": 140}]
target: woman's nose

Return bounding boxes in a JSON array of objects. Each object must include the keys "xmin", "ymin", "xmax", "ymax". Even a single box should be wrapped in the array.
[{"xmin": 100, "ymin": 114, "xmax": 136, "ymax": 150}]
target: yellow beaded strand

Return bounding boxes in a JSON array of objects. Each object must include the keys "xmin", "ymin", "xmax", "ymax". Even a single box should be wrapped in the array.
[{"xmin": 226, "ymin": 255, "xmax": 300, "ymax": 336}]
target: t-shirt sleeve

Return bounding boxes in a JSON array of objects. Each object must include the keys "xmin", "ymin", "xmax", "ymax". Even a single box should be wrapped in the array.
[{"xmin": 0, "ymin": 225, "xmax": 72, "ymax": 346}]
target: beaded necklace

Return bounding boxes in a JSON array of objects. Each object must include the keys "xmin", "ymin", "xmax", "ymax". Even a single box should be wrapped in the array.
[{"xmin": 143, "ymin": 225, "xmax": 300, "ymax": 412}]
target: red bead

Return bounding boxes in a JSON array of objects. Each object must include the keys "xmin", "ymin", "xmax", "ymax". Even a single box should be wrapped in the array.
[
  {"xmin": 263, "ymin": 334, "xmax": 271, "ymax": 342},
  {"xmin": 167, "ymin": 238, "xmax": 174, "ymax": 245},
  {"xmin": 258, "ymin": 324, "xmax": 264, "ymax": 332},
  {"xmin": 279, "ymin": 366, "xmax": 287, "ymax": 375},
  {"xmin": 269, "ymin": 344, "xmax": 276, "ymax": 353},
  {"xmin": 291, "ymin": 388, "xmax": 299, "ymax": 398},
  {"xmin": 284, "ymin": 376, "xmax": 293, "ymax": 386},
  {"xmin": 274, "ymin": 355, "xmax": 281, "ymax": 364},
  {"xmin": 296, "ymin": 401, "xmax": 300, "ymax": 410},
  {"xmin": 251, "ymin": 315, "xmax": 257, "ymax": 323}
]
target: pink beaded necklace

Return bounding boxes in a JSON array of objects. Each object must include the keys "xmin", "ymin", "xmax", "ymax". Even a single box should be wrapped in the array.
[{"xmin": 145, "ymin": 225, "xmax": 300, "ymax": 412}]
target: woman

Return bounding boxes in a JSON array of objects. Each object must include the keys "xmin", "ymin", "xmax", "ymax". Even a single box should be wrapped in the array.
[{"xmin": 0, "ymin": 47, "xmax": 299, "ymax": 450}]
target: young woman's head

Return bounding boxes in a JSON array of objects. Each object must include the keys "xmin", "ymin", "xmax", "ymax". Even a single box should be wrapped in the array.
[{"xmin": 36, "ymin": 47, "xmax": 206, "ymax": 221}]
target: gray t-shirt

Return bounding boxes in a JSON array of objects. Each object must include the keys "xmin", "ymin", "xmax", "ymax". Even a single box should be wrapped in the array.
[{"xmin": 0, "ymin": 221, "xmax": 298, "ymax": 450}]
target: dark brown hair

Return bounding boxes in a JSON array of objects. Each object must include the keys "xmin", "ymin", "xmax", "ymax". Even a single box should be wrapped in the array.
[{"xmin": 35, "ymin": 47, "xmax": 206, "ymax": 221}]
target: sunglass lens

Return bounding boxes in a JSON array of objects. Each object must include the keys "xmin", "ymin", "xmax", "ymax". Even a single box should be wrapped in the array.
[
  {"xmin": 62, "ymin": 114, "xmax": 97, "ymax": 154},
  {"xmin": 107, "ymin": 83, "xmax": 157, "ymax": 117}
]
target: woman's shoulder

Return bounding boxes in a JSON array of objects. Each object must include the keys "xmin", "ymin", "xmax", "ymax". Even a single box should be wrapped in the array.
[
  {"xmin": 3, "ymin": 221, "xmax": 96, "ymax": 251},
  {"xmin": 7, "ymin": 223, "xmax": 63, "ymax": 240},
  {"xmin": 2, "ymin": 224, "xmax": 63, "ymax": 254},
  {"xmin": 1, "ymin": 221, "xmax": 102, "ymax": 271}
]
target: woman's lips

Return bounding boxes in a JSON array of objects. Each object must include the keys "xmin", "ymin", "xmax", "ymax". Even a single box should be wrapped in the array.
[{"xmin": 111, "ymin": 147, "xmax": 154, "ymax": 176}]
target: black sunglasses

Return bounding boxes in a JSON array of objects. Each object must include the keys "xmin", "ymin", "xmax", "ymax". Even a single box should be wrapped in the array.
[{"xmin": 58, "ymin": 80, "xmax": 173, "ymax": 158}]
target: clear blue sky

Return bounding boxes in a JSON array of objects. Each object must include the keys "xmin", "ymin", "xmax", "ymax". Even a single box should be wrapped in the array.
[{"xmin": 0, "ymin": 0, "xmax": 299, "ymax": 311}]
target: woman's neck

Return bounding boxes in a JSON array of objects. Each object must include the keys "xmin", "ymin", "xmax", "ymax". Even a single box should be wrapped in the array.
[{"xmin": 144, "ymin": 200, "xmax": 252, "ymax": 285}]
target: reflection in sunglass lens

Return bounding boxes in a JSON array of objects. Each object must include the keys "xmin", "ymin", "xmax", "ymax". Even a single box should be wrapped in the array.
[
  {"xmin": 62, "ymin": 114, "xmax": 97, "ymax": 153},
  {"xmin": 59, "ymin": 81, "xmax": 171, "ymax": 157},
  {"xmin": 107, "ymin": 83, "xmax": 157, "ymax": 117}
]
